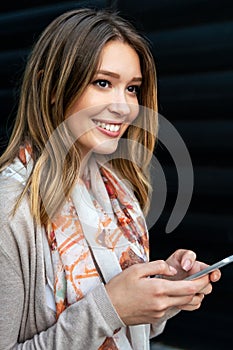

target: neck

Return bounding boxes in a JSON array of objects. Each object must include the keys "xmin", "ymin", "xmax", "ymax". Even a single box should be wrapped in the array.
[{"xmin": 78, "ymin": 151, "xmax": 92, "ymax": 178}]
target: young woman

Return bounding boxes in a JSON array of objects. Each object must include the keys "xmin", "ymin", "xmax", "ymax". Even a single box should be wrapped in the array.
[{"xmin": 0, "ymin": 8, "xmax": 220, "ymax": 349}]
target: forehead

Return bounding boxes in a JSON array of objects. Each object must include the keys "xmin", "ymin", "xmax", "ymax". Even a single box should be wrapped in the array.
[{"xmin": 97, "ymin": 40, "xmax": 141, "ymax": 76}]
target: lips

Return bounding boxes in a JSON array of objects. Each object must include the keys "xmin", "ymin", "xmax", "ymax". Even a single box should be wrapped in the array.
[{"xmin": 93, "ymin": 120, "xmax": 121, "ymax": 132}]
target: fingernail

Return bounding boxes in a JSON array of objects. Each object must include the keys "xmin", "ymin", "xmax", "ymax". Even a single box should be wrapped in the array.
[
  {"xmin": 169, "ymin": 265, "xmax": 177, "ymax": 274},
  {"xmin": 183, "ymin": 259, "xmax": 192, "ymax": 271}
]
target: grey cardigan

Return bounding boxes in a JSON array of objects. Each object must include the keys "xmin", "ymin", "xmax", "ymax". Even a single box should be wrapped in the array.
[{"xmin": 0, "ymin": 176, "xmax": 165, "ymax": 350}]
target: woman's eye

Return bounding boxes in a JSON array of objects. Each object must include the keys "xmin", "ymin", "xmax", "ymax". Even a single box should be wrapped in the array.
[
  {"xmin": 127, "ymin": 85, "xmax": 140, "ymax": 95},
  {"xmin": 93, "ymin": 79, "xmax": 110, "ymax": 88}
]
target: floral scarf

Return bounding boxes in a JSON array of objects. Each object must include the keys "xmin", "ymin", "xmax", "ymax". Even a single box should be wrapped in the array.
[{"xmin": 6, "ymin": 146, "xmax": 151, "ymax": 349}]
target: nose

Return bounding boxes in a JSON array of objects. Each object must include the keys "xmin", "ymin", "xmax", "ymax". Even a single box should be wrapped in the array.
[{"xmin": 107, "ymin": 92, "xmax": 131, "ymax": 117}]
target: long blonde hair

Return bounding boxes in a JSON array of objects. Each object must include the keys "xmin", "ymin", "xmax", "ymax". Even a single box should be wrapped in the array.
[{"xmin": 0, "ymin": 8, "xmax": 158, "ymax": 225}]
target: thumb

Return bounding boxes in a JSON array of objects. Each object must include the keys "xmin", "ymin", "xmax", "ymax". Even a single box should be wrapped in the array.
[{"xmin": 139, "ymin": 260, "xmax": 177, "ymax": 278}]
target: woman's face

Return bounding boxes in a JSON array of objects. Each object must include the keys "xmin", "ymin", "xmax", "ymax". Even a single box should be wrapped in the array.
[{"xmin": 65, "ymin": 40, "xmax": 142, "ymax": 158}]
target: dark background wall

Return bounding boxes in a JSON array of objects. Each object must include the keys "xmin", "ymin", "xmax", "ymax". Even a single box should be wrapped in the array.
[{"xmin": 0, "ymin": 1, "xmax": 232, "ymax": 349}]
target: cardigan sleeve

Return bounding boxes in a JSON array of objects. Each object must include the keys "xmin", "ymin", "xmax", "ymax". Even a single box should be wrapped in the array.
[
  {"xmin": 0, "ymin": 176, "xmax": 125, "ymax": 350},
  {"xmin": 0, "ymin": 253, "xmax": 124, "ymax": 350}
]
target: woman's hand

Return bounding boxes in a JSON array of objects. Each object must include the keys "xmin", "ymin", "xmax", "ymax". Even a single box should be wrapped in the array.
[
  {"xmin": 165, "ymin": 248, "xmax": 221, "ymax": 282},
  {"xmin": 105, "ymin": 258, "xmax": 217, "ymax": 326},
  {"xmin": 165, "ymin": 249, "xmax": 221, "ymax": 311}
]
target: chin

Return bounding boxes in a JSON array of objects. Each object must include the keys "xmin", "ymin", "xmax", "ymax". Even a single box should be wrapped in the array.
[
  {"xmin": 94, "ymin": 147, "xmax": 118, "ymax": 155},
  {"xmin": 93, "ymin": 139, "xmax": 119, "ymax": 155}
]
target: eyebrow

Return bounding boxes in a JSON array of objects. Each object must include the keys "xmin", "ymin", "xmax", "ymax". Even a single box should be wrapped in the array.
[{"xmin": 96, "ymin": 70, "xmax": 142, "ymax": 82}]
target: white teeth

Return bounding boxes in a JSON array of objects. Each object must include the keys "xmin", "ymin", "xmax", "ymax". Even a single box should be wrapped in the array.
[{"xmin": 94, "ymin": 121, "xmax": 120, "ymax": 132}]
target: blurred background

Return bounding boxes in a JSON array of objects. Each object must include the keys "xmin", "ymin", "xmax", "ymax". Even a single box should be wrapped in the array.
[{"xmin": 0, "ymin": 1, "xmax": 232, "ymax": 349}]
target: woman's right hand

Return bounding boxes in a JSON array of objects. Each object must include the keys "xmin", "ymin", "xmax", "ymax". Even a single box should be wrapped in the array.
[{"xmin": 105, "ymin": 260, "xmax": 210, "ymax": 325}]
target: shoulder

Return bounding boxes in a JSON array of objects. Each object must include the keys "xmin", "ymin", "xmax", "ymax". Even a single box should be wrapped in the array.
[
  {"xmin": 0, "ymin": 173, "xmax": 24, "ymax": 199},
  {"xmin": 0, "ymin": 175, "xmax": 36, "ymax": 269},
  {"xmin": 0, "ymin": 174, "xmax": 30, "ymax": 223}
]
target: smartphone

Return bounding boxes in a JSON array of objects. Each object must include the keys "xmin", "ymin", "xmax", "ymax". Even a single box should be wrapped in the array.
[{"xmin": 185, "ymin": 255, "xmax": 233, "ymax": 280}]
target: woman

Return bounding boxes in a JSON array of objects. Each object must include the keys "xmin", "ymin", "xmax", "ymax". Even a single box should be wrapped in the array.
[{"xmin": 0, "ymin": 8, "xmax": 220, "ymax": 349}]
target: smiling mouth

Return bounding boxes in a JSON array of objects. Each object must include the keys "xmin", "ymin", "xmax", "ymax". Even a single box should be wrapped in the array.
[{"xmin": 93, "ymin": 120, "xmax": 121, "ymax": 132}]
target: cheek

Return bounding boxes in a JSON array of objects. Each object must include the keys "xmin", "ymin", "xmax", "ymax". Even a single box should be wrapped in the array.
[
  {"xmin": 65, "ymin": 111, "xmax": 91, "ymax": 143},
  {"xmin": 120, "ymin": 104, "xmax": 140, "ymax": 135},
  {"xmin": 128, "ymin": 103, "xmax": 140, "ymax": 123}
]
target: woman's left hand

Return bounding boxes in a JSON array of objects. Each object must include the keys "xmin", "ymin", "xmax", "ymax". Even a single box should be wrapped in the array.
[
  {"xmin": 165, "ymin": 249, "xmax": 221, "ymax": 311},
  {"xmin": 166, "ymin": 249, "xmax": 221, "ymax": 282}
]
